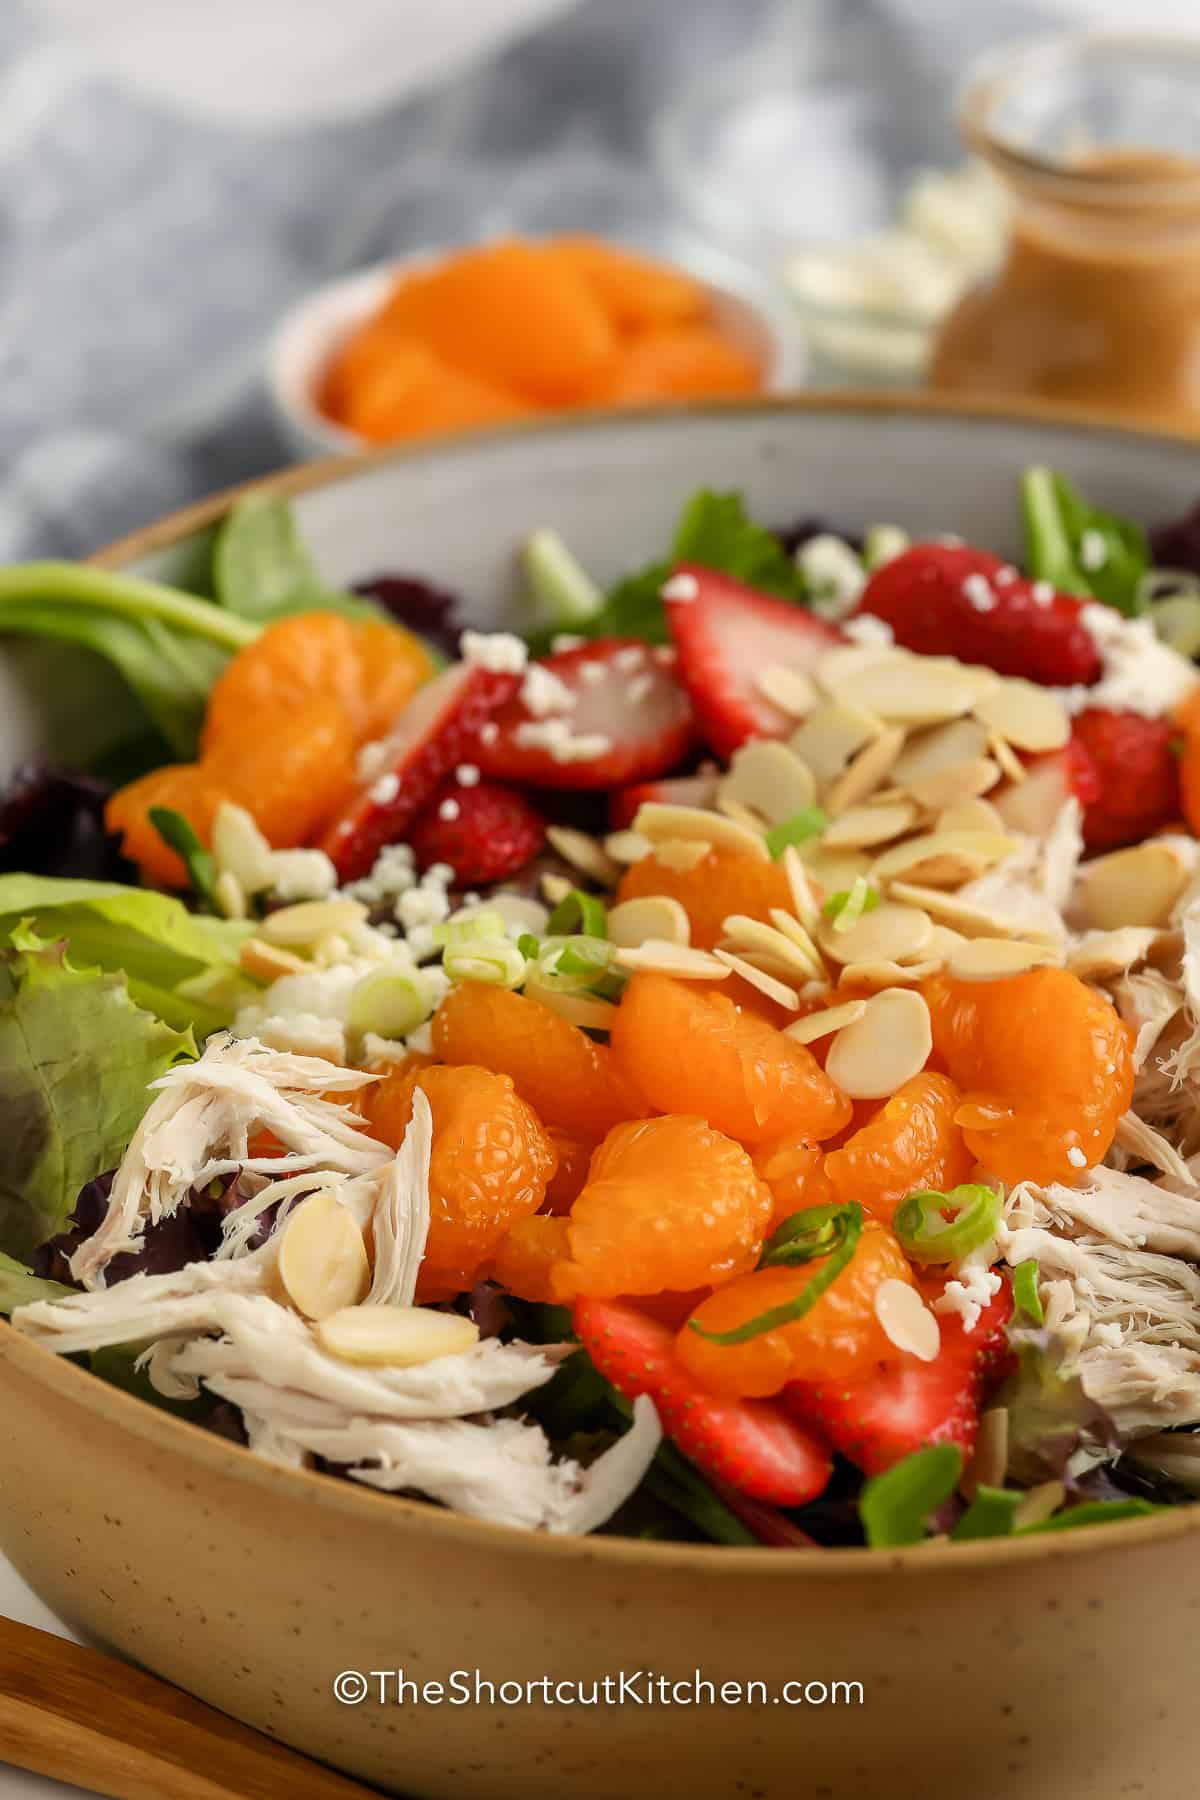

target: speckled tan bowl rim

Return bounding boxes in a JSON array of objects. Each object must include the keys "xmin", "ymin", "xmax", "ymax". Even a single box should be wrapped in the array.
[{"xmin": 19, "ymin": 387, "xmax": 1199, "ymax": 1576}]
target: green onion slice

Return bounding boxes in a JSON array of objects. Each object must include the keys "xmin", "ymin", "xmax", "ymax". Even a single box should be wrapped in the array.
[
  {"xmin": 822, "ymin": 879, "xmax": 880, "ymax": 928},
  {"xmin": 1011, "ymin": 1257, "xmax": 1044, "ymax": 1323},
  {"xmin": 547, "ymin": 888, "xmax": 608, "ymax": 938},
  {"xmin": 516, "ymin": 932, "xmax": 541, "ymax": 960},
  {"xmin": 764, "ymin": 808, "xmax": 827, "ymax": 860},
  {"xmin": 689, "ymin": 1202, "xmax": 863, "ymax": 1346},
  {"xmin": 149, "ymin": 807, "xmax": 219, "ymax": 911},
  {"xmin": 894, "ymin": 1183, "xmax": 1002, "ymax": 1267}
]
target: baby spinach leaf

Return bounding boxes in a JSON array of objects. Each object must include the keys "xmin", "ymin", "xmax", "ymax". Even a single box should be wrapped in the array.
[
  {"xmin": 859, "ymin": 1444, "xmax": 963, "ymax": 1547},
  {"xmin": 1021, "ymin": 466, "xmax": 1148, "ymax": 617},
  {"xmin": 213, "ymin": 495, "xmax": 373, "ymax": 624}
]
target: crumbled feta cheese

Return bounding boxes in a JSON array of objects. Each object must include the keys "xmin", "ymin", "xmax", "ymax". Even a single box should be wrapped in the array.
[
  {"xmin": 397, "ymin": 884, "xmax": 451, "ymax": 931},
  {"xmin": 1056, "ymin": 604, "xmax": 1200, "ymax": 718},
  {"xmin": 661, "ymin": 572, "xmax": 699, "ymax": 602},
  {"xmin": 962, "ymin": 572, "xmax": 995, "ymax": 612},
  {"xmin": 519, "ymin": 663, "xmax": 575, "ymax": 717},
  {"xmin": 1080, "ymin": 529, "xmax": 1108, "ymax": 572},
  {"xmin": 1067, "ymin": 1145, "xmax": 1088, "ymax": 1170},
  {"xmin": 269, "ymin": 849, "xmax": 339, "ymax": 903},
  {"xmin": 242, "ymin": 1013, "xmax": 348, "ymax": 1062},
  {"xmin": 424, "ymin": 862, "xmax": 455, "ymax": 888},
  {"xmin": 344, "ymin": 843, "xmax": 416, "ymax": 905},
  {"xmin": 455, "ymin": 763, "xmax": 480, "ymax": 787},
  {"xmin": 796, "ymin": 534, "xmax": 866, "ymax": 618},
  {"xmin": 479, "ymin": 720, "xmax": 500, "ymax": 745},
  {"xmin": 512, "ymin": 717, "xmax": 610, "ymax": 763},
  {"xmin": 932, "ymin": 1263, "xmax": 1003, "ymax": 1334},
  {"xmin": 994, "ymin": 566, "xmax": 1017, "ymax": 586},
  {"xmin": 438, "ymin": 798, "xmax": 461, "ymax": 823},
  {"xmin": 460, "ymin": 630, "xmax": 528, "ymax": 674},
  {"xmin": 369, "ymin": 771, "xmax": 400, "ymax": 806},
  {"xmin": 1031, "ymin": 580, "xmax": 1054, "ymax": 606},
  {"xmin": 841, "ymin": 613, "xmax": 893, "ymax": 647},
  {"xmin": 405, "ymin": 1021, "xmax": 435, "ymax": 1055}
]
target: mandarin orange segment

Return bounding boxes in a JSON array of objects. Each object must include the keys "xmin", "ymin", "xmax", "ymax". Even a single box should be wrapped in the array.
[
  {"xmin": 553, "ymin": 1114, "xmax": 772, "ymax": 1301},
  {"xmin": 610, "ymin": 971, "xmax": 852, "ymax": 1147},
  {"xmin": 541, "ymin": 1128, "xmax": 593, "ymax": 1216},
  {"xmin": 320, "ymin": 330, "xmax": 444, "ymax": 439},
  {"xmin": 364, "ymin": 1063, "xmax": 557, "ymax": 1300},
  {"xmin": 432, "ymin": 982, "xmax": 648, "ymax": 1142},
  {"xmin": 377, "ymin": 241, "xmax": 617, "ymax": 404},
  {"xmin": 201, "ymin": 612, "xmax": 363, "ymax": 754},
  {"xmin": 676, "ymin": 1218, "xmax": 915, "ymax": 1399},
  {"xmin": 752, "ymin": 1137, "xmax": 836, "ymax": 1230},
  {"xmin": 353, "ymin": 619, "xmax": 438, "ymax": 742},
  {"xmin": 585, "ymin": 325, "xmax": 761, "ymax": 405},
  {"xmin": 348, "ymin": 362, "xmax": 533, "ymax": 446},
  {"xmin": 490, "ymin": 1214, "xmax": 572, "ymax": 1304},
  {"xmin": 615, "ymin": 848, "xmax": 793, "ymax": 951},
  {"xmin": 549, "ymin": 236, "xmax": 707, "ymax": 333},
  {"xmin": 208, "ymin": 696, "xmax": 356, "ymax": 847},
  {"xmin": 921, "ymin": 967, "xmax": 1135, "ymax": 1186},
  {"xmin": 105, "ymin": 763, "xmax": 231, "ymax": 889},
  {"xmin": 823, "ymin": 1073, "xmax": 974, "ymax": 1226}
]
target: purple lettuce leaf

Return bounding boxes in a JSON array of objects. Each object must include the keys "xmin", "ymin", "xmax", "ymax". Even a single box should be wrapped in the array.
[
  {"xmin": 1150, "ymin": 499, "xmax": 1200, "ymax": 577},
  {"xmin": 0, "ymin": 761, "xmax": 132, "ymax": 883},
  {"xmin": 354, "ymin": 574, "xmax": 463, "ymax": 659}
]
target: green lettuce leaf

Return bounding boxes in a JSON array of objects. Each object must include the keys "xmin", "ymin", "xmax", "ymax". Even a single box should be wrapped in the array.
[
  {"xmin": 0, "ymin": 927, "xmax": 192, "ymax": 1258},
  {"xmin": 0, "ymin": 1249, "xmax": 72, "ymax": 1312},
  {"xmin": 1021, "ymin": 467, "xmax": 1149, "ymax": 617},
  {"xmin": 0, "ymin": 874, "xmax": 255, "ymax": 1033},
  {"xmin": 859, "ymin": 1444, "xmax": 963, "ymax": 1547},
  {"xmin": 213, "ymin": 495, "xmax": 373, "ymax": 624}
]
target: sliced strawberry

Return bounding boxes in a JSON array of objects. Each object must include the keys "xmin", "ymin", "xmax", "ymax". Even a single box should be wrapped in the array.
[
  {"xmin": 1070, "ymin": 708, "xmax": 1182, "ymax": 850},
  {"xmin": 608, "ymin": 771, "xmax": 719, "ymax": 830},
  {"xmin": 856, "ymin": 544, "xmax": 1102, "ymax": 686},
  {"xmin": 991, "ymin": 736, "xmax": 1100, "ymax": 838},
  {"xmin": 574, "ymin": 1297, "xmax": 831, "ymax": 1506},
  {"xmin": 665, "ymin": 565, "xmax": 842, "ymax": 758},
  {"xmin": 318, "ymin": 663, "xmax": 518, "ymax": 882},
  {"xmin": 408, "ymin": 778, "xmax": 545, "ymax": 884},
  {"xmin": 471, "ymin": 638, "xmax": 695, "ymax": 790},
  {"xmin": 782, "ymin": 1276, "xmax": 1013, "ymax": 1477}
]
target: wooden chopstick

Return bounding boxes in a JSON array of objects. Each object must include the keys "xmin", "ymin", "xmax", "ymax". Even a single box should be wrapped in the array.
[{"xmin": 0, "ymin": 1614, "xmax": 381, "ymax": 1799}]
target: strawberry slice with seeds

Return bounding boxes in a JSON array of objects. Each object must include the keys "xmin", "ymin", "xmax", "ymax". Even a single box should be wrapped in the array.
[
  {"xmin": 574, "ymin": 1297, "xmax": 832, "ymax": 1506},
  {"xmin": 664, "ymin": 565, "xmax": 842, "ymax": 758},
  {"xmin": 856, "ymin": 543, "xmax": 1102, "ymax": 686},
  {"xmin": 318, "ymin": 663, "xmax": 518, "ymax": 882},
  {"xmin": 608, "ymin": 771, "xmax": 719, "ymax": 830},
  {"xmin": 408, "ymin": 778, "xmax": 545, "ymax": 884},
  {"xmin": 1069, "ymin": 708, "xmax": 1182, "ymax": 850},
  {"xmin": 782, "ymin": 1276, "xmax": 1013, "ymax": 1476},
  {"xmin": 472, "ymin": 637, "xmax": 695, "ymax": 790}
]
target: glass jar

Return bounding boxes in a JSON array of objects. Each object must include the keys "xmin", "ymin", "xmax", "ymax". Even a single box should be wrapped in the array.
[{"xmin": 930, "ymin": 33, "xmax": 1200, "ymax": 429}]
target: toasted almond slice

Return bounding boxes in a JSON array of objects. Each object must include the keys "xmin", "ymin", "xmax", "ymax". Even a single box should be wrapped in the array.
[
  {"xmin": 715, "ymin": 796, "xmax": 771, "ymax": 837},
  {"xmin": 604, "ymin": 829, "xmax": 653, "ymax": 865},
  {"xmin": 757, "ymin": 665, "xmax": 818, "ymax": 717},
  {"xmin": 891, "ymin": 717, "xmax": 989, "ymax": 785},
  {"xmin": 653, "ymin": 838, "xmax": 713, "ymax": 873},
  {"xmin": 721, "ymin": 915, "xmax": 825, "ymax": 980},
  {"xmin": 947, "ymin": 936, "xmax": 1060, "ymax": 980},
  {"xmin": 524, "ymin": 979, "xmax": 623, "ymax": 1028},
  {"xmin": 1067, "ymin": 927, "xmax": 1159, "ymax": 980},
  {"xmin": 887, "ymin": 879, "xmax": 1059, "ymax": 944},
  {"xmin": 482, "ymin": 893, "xmax": 551, "ymax": 936},
  {"xmin": 872, "ymin": 829, "xmax": 1017, "ymax": 889},
  {"xmin": 874, "ymin": 1279, "xmax": 941, "ymax": 1362},
  {"xmin": 789, "ymin": 702, "xmax": 881, "ymax": 785},
  {"xmin": 818, "ymin": 901, "xmax": 933, "ymax": 967},
  {"xmin": 718, "ymin": 739, "xmax": 817, "ymax": 827},
  {"xmin": 985, "ymin": 730, "xmax": 1026, "ymax": 785},
  {"xmin": 782, "ymin": 845, "xmax": 823, "ymax": 933},
  {"xmin": 713, "ymin": 950, "xmax": 801, "ymax": 1010},
  {"xmin": 800, "ymin": 844, "xmax": 874, "ymax": 904},
  {"xmin": 545, "ymin": 825, "xmax": 621, "ymax": 888},
  {"xmin": 214, "ymin": 869, "xmax": 247, "ymax": 921},
  {"xmin": 814, "ymin": 643, "xmax": 906, "ymax": 694},
  {"xmin": 261, "ymin": 898, "xmax": 368, "ymax": 947},
  {"xmin": 608, "ymin": 896, "xmax": 691, "ymax": 949},
  {"xmin": 834, "ymin": 657, "xmax": 982, "ymax": 725},
  {"xmin": 926, "ymin": 923, "xmax": 969, "ymax": 962},
  {"xmin": 962, "ymin": 1408, "xmax": 1009, "ymax": 1500},
  {"xmin": 767, "ymin": 907, "xmax": 826, "ymax": 968},
  {"xmin": 239, "ymin": 936, "xmax": 308, "ymax": 982},
  {"xmin": 974, "ymin": 679, "xmax": 1070, "ymax": 752},
  {"xmin": 1012, "ymin": 1480, "xmax": 1065, "ymax": 1531},
  {"xmin": 822, "ymin": 799, "xmax": 918, "ymax": 849},
  {"xmin": 825, "ymin": 726, "xmax": 906, "ymax": 815},
  {"xmin": 317, "ymin": 1303, "xmax": 480, "ymax": 1368},
  {"xmin": 278, "ymin": 1191, "xmax": 370, "ymax": 1322},
  {"xmin": 1076, "ymin": 842, "xmax": 1190, "ymax": 931},
  {"xmin": 785, "ymin": 998, "xmax": 869, "ymax": 1043},
  {"xmin": 825, "ymin": 987, "xmax": 933, "ymax": 1098},
  {"xmin": 540, "ymin": 872, "xmax": 573, "ymax": 906},
  {"xmin": 615, "ymin": 941, "xmax": 731, "ymax": 980},
  {"xmin": 936, "ymin": 796, "xmax": 1005, "ymax": 835},
  {"xmin": 839, "ymin": 958, "xmax": 939, "ymax": 991},
  {"xmin": 634, "ymin": 802, "xmax": 768, "ymax": 862},
  {"xmin": 904, "ymin": 757, "xmax": 1001, "ymax": 811}
]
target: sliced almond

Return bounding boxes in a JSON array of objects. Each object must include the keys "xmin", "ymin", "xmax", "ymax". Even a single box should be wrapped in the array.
[
  {"xmin": 888, "ymin": 879, "xmax": 1059, "ymax": 944},
  {"xmin": 317, "ymin": 1303, "xmax": 480, "ymax": 1368},
  {"xmin": 874, "ymin": 1279, "xmax": 940, "ymax": 1362},
  {"xmin": 985, "ymin": 730, "xmax": 1026, "ymax": 785},
  {"xmin": 962, "ymin": 1408, "xmax": 1009, "ymax": 1500},
  {"xmin": 825, "ymin": 987, "xmax": 933, "ymax": 1098},
  {"xmin": 278, "ymin": 1192, "xmax": 370, "ymax": 1321},
  {"xmin": 872, "ymin": 829, "xmax": 1017, "ymax": 889},
  {"xmin": 936, "ymin": 796, "xmax": 1005, "ymax": 835},
  {"xmin": 608, "ymin": 896, "xmax": 691, "ymax": 950},
  {"xmin": 212, "ymin": 801, "xmax": 276, "ymax": 896},
  {"xmin": 720, "ymin": 915, "xmax": 825, "ymax": 981},
  {"xmin": 214, "ymin": 869, "xmax": 247, "ymax": 921},
  {"xmin": 947, "ymin": 936, "xmax": 1060, "ymax": 981},
  {"xmin": 782, "ymin": 845, "xmax": 822, "ymax": 934},
  {"xmin": 839, "ymin": 957, "xmax": 940, "ymax": 991},
  {"xmin": 904, "ymin": 757, "xmax": 1001, "ymax": 811},
  {"xmin": 634, "ymin": 802, "xmax": 768, "ymax": 862},
  {"xmin": 1067, "ymin": 928, "xmax": 1159, "ymax": 980},
  {"xmin": 718, "ymin": 739, "xmax": 817, "ymax": 826},
  {"xmin": 822, "ymin": 800, "xmax": 918, "ymax": 849},
  {"xmin": 767, "ymin": 907, "xmax": 826, "ymax": 969},
  {"xmin": 545, "ymin": 826, "xmax": 621, "ymax": 888},
  {"xmin": 653, "ymin": 838, "xmax": 713, "ymax": 874},
  {"xmin": 757, "ymin": 665, "xmax": 818, "ymax": 717},
  {"xmin": 785, "ymin": 998, "xmax": 869, "ymax": 1043},
  {"xmin": 818, "ymin": 901, "xmax": 933, "ymax": 967},
  {"xmin": 825, "ymin": 726, "xmax": 906, "ymax": 815},
  {"xmin": 974, "ymin": 679, "xmax": 1069, "ymax": 752},
  {"xmin": 715, "ymin": 796, "xmax": 771, "ymax": 838},
  {"xmin": 540, "ymin": 872, "xmax": 573, "ymax": 906},
  {"xmin": 789, "ymin": 702, "xmax": 881, "ymax": 785},
  {"xmin": 814, "ymin": 643, "xmax": 905, "ymax": 694},
  {"xmin": 1012, "ymin": 1480, "xmax": 1065, "ymax": 1531},
  {"xmin": 713, "ymin": 950, "xmax": 800, "ymax": 1010},
  {"xmin": 482, "ymin": 893, "xmax": 551, "ymax": 936},
  {"xmin": 239, "ymin": 936, "xmax": 308, "ymax": 982},
  {"xmin": 834, "ymin": 657, "xmax": 982, "ymax": 726},
  {"xmin": 615, "ymin": 941, "xmax": 731, "ymax": 980},
  {"xmin": 261, "ymin": 898, "xmax": 368, "ymax": 947},
  {"xmin": 603, "ymin": 829, "xmax": 653, "ymax": 865},
  {"xmin": 891, "ymin": 716, "xmax": 989, "ymax": 785},
  {"xmin": 799, "ymin": 844, "xmax": 873, "ymax": 902},
  {"xmin": 926, "ymin": 923, "xmax": 969, "ymax": 962},
  {"xmin": 1076, "ymin": 842, "xmax": 1189, "ymax": 932}
]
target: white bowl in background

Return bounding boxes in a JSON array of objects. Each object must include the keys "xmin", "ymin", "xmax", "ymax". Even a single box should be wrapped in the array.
[{"xmin": 266, "ymin": 244, "xmax": 808, "ymax": 461}]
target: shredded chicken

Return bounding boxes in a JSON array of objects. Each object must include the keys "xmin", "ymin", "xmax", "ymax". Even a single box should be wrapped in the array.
[
  {"xmin": 957, "ymin": 829, "xmax": 1070, "ymax": 945},
  {"xmin": 1110, "ymin": 967, "xmax": 1185, "ymax": 1073},
  {"xmin": 367, "ymin": 1088, "xmax": 432, "ymax": 1307},
  {"xmin": 1112, "ymin": 1110, "xmax": 1195, "ymax": 1188},
  {"xmin": 12, "ymin": 1247, "xmax": 277, "ymax": 1356}
]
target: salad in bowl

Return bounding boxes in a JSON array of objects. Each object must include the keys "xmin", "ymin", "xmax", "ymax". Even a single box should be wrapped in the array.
[{"xmin": 6, "ymin": 458, "xmax": 1200, "ymax": 1555}]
